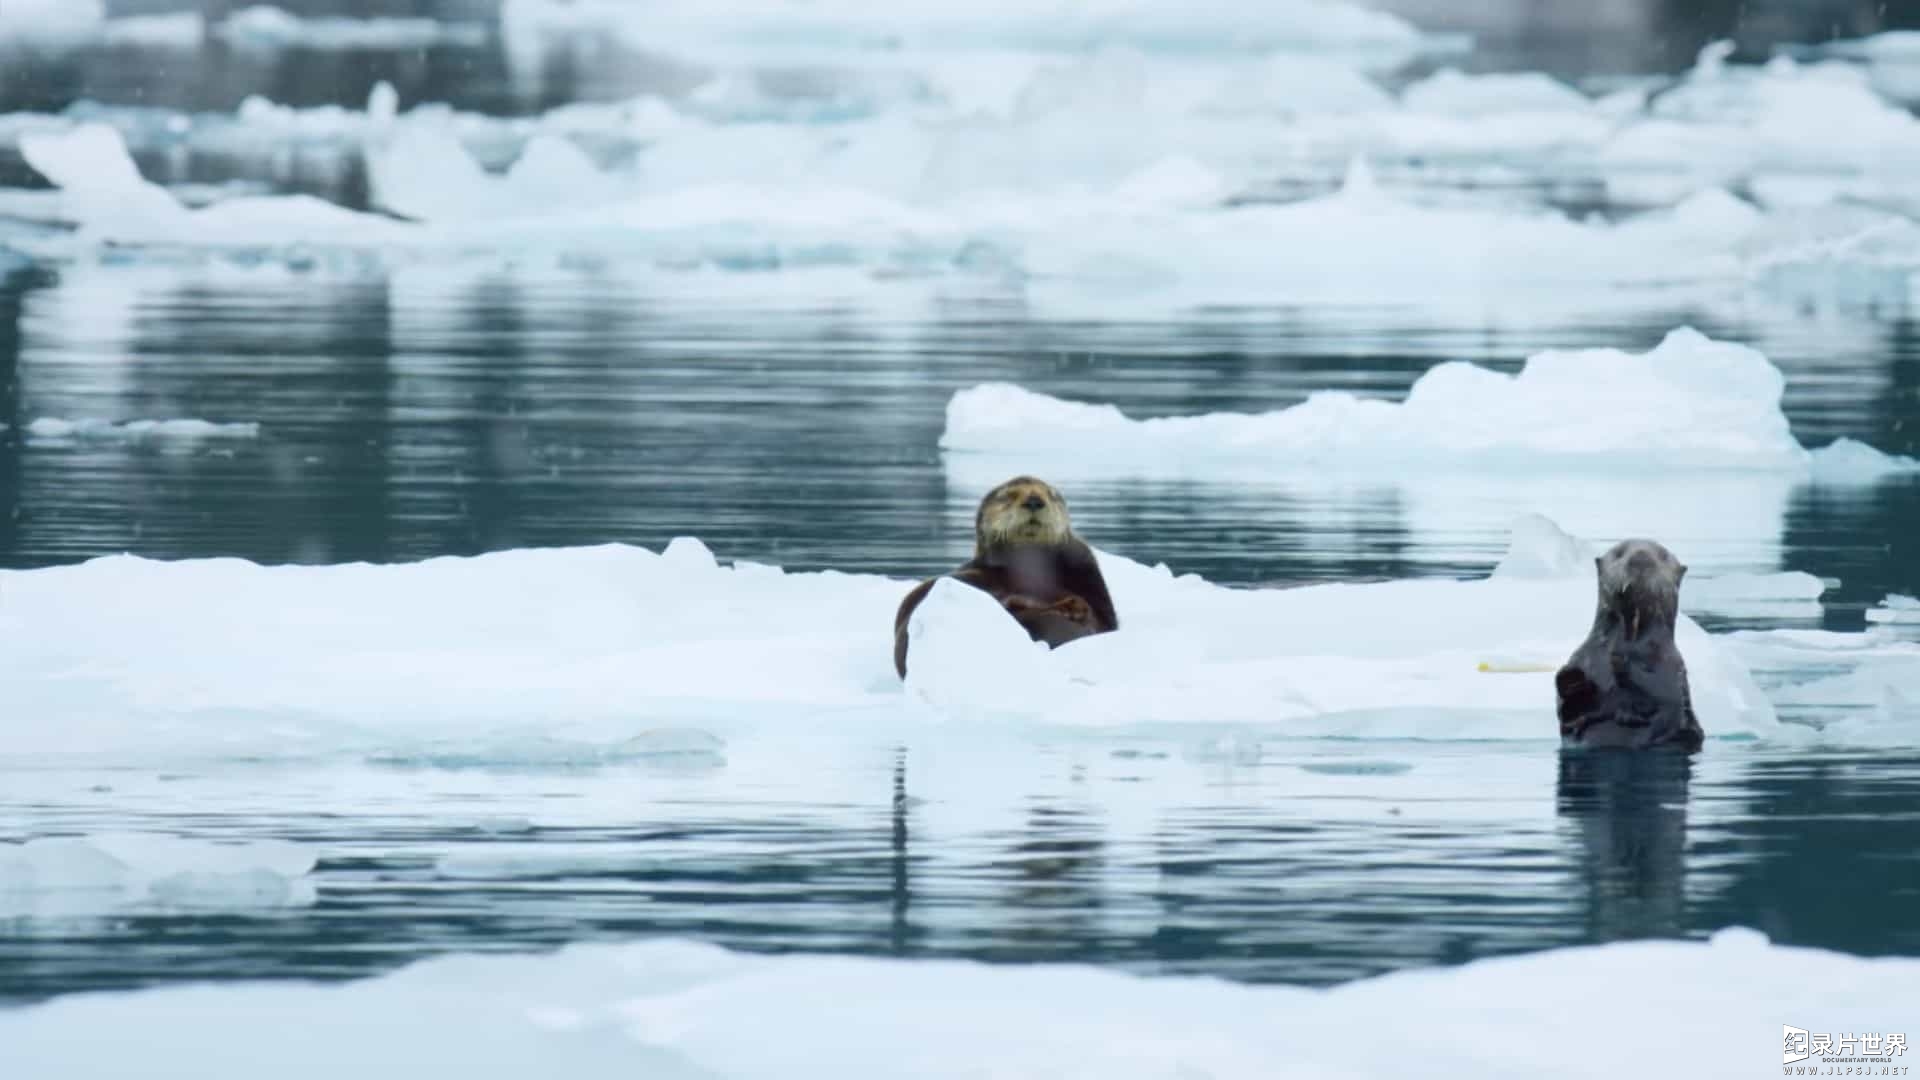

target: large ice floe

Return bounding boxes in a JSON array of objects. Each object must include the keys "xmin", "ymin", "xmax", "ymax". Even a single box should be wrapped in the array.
[
  {"xmin": 0, "ymin": 928, "xmax": 1914, "ymax": 1078},
  {"xmin": 942, "ymin": 327, "xmax": 1917, "ymax": 563},
  {"xmin": 0, "ymin": 510, "xmax": 1780, "ymax": 762}
]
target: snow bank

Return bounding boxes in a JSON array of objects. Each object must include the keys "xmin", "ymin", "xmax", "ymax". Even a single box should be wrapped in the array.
[
  {"xmin": 0, "ymin": 929, "xmax": 1909, "ymax": 1078},
  {"xmin": 0, "ymin": 515, "xmax": 1777, "ymax": 761},
  {"xmin": 0, "ymin": 833, "xmax": 316, "ymax": 918},
  {"xmin": 942, "ymin": 327, "xmax": 1913, "ymax": 483},
  {"xmin": 25, "ymin": 418, "xmax": 262, "ymax": 443}
]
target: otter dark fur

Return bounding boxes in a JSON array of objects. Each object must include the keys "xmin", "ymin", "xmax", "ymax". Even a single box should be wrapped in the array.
[
  {"xmin": 1555, "ymin": 539, "xmax": 1703, "ymax": 752},
  {"xmin": 893, "ymin": 476, "xmax": 1118, "ymax": 679}
]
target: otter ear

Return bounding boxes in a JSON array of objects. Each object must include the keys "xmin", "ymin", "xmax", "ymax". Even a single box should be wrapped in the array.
[
  {"xmin": 1677, "ymin": 562, "xmax": 1688, "ymax": 582},
  {"xmin": 1593, "ymin": 556, "xmax": 1603, "ymax": 570}
]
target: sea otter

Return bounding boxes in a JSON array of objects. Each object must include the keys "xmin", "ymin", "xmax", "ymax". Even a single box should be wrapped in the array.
[
  {"xmin": 892, "ymin": 476, "xmax": 1119, "ymax": 679},
  {"xmin": 1555, "ymin": 538, "xmax": 1704, "ymax": 752}
]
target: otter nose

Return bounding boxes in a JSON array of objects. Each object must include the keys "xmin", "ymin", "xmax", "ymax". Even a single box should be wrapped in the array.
[{"xmin": 1022, "ymin": 494, "xmax": 1046, "ymax": 511}]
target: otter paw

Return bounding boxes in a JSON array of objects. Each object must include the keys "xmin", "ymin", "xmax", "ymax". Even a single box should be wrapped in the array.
[{"xmin": 1049, "ymin": 596, "xmax": 1094, "ymax": 622}]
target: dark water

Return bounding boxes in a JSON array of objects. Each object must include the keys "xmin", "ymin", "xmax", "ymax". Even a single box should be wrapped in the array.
[{"xmin": 6, "ymin": 0, "xmax": 1920, "ymax": 1014}]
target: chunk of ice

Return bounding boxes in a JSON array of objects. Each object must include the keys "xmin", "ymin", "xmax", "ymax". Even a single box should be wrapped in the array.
[
  {"xmin": 26, "ymin": 417, "xmax": 262, "ymax": 442},
  {"xmin": 0, "ymin": 833, "xmax": 316, "ymax": 918}
]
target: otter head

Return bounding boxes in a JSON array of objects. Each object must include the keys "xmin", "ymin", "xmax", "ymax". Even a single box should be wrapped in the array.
[
  {"xmin": 1595, "ymin": 538, "xmax": 1686, "ymax": 637},
  {"xmin": 975, "ymin": 476, "xmax": 1073, "ymax": 556}
]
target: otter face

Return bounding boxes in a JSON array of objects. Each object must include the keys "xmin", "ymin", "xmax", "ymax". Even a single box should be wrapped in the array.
[
  {"xmin": 976, "ymin": 476, "xmax": 1072, "ymax": 551},
  {"xmin": 1596, "ymin": 538, "xmax": 1686, "ymax": 626}
]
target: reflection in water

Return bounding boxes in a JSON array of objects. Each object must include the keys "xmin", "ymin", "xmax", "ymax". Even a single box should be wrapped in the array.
[
  {"xmin": 1555, "ymin": 749, "xmax": 1692, "ymax": 942},
  {"xmin": 0, "ymin": 736, "xmax": 1917, "ymax": 1002}
]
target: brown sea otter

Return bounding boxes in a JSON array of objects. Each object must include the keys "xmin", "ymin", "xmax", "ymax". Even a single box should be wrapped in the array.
[
  {"xmin": 1555, "ymin": 539, "xmax": 1704, "ymax": 752},
  {"xmin": 892, "ymin": 476, "xmax": 1119, "ymax": 679}
]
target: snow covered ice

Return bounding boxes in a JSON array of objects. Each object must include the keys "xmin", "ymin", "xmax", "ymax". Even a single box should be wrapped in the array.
[
  {"xmin": 0, "ymin": 511, "xmax": 1783, "ymax": 761},
  {"xmin": 0, "ymin": 929, "xmax": 1914, "ymax": 1079}
]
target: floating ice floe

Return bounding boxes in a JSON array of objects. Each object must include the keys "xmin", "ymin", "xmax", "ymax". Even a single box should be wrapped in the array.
[
  {"xmin": 942, "ymin": 327, "xmax": 1914, "ymax": 483},
  {"xmin": 1867, "ymin": 595, "xmax": 1920, "ymax": 625},
  {"xmin": 213, "ymin": 6, "xmax": 489, "ymax": 51},
  {"xmin": 1724, "ymin": 626, "xmax": 1920, "ymax": 744},
  {"xmin": 18, "ymin": 123, "xmax": 412, "ymax": 249},
  {"xmin": 25, "ymin": 418, "xmax": 263, "ymax": 443},
  {"xmin": 940, "ymin": 327, "xmax": 1920, "ymax": 570},
  {"xmin": 1601, "ymin": 42, "xmax": 1920, "ymax": 208},
  {"xmin": 501, "ymin": 0, "xmax": 1457, "ymax": 71},
  {"xmin": 0, "ymin": 929, "xmax": 1910, "ymax": 1078},
  {"xmin": 0, "ymin": 832, "xmax": 317, "ymax": 919},
  {"xmin": 1682, "ymin": 570, "xmax": 1827, "ymax": 621},
  {"xmin": 0, "ymin": 0, "xmax": 103, "ymax": 49},
  {"xmin": 1795, "ymin": 30, "xmax": 1920, "ymax": 107},
  {"xmin": 5, "ymin": 4, "xmax": 484, "ymax": 53},
  {"xmin": 0, "ymin": 514, "xmax": 1779, "ymax": 761},
  {"xmin": 7, "ymin": 61, "xmax": 1919, "ymax": 312}
]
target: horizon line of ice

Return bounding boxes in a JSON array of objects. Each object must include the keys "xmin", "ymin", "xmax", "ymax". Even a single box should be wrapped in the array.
[
  {"xmin": 941, "ymin": 326, "xmax": 1920, "ymax": 483},
  {"xmin": 0, "ymin": 927, "xmax": 1909, "ymax": 1079}
]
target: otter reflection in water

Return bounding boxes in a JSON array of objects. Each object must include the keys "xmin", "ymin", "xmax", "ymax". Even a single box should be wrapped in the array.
[{"xmin": 1555, "ymin": 749, "xmax": 1693, "ymax": 941}]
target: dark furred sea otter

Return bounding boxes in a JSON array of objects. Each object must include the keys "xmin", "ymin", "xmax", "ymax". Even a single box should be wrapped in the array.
[
  {"xmin": 893, "ymin": 476, "xmax": 1119, "ymax": 678},
  {"xmin": 1555, "ymin": 539, "xmax": 1704, "ymax": 752}
]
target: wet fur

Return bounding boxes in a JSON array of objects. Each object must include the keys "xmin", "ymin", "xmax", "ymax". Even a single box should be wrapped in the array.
[
  {"xmin": 1555, "ymin": 539, "xmax": 1703, "ymax": 752},
  {"xmin": 893, "ymin": 477, "xmax": 1119, "ymax": 678}
]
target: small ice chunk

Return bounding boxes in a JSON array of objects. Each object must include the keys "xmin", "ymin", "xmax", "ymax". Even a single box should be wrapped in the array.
[
  {"xmin": 1806, "ymin": 437, "xmax": 1920, "ymax": 483},
  {"xmin": 1490, "ymin": 514, "xmax": 1593, "ymax": 580},
  {"xmin": 0, "ymin": 833, "xmax": 316, "ymax": 918},
  {"xmin": 1867, "ymin": 595, "xmax": 1920, "ymax": 625},
  {"xmin": 1684, "ymin": 571, "xmax": 1826, "ymax": 620},
  {"xmin": 1401, "ymin": 69, "xmax": 1593, "ymax": 116}
]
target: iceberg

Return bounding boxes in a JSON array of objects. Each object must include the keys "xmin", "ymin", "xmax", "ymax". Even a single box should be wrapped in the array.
[
  {"xmin": 0, "ymin": 929, "xmax": 1909, "ymax": 1078},
  {"xmin": 0, "ymin": 516, "xmax": 1778, "ymax": 762}
]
